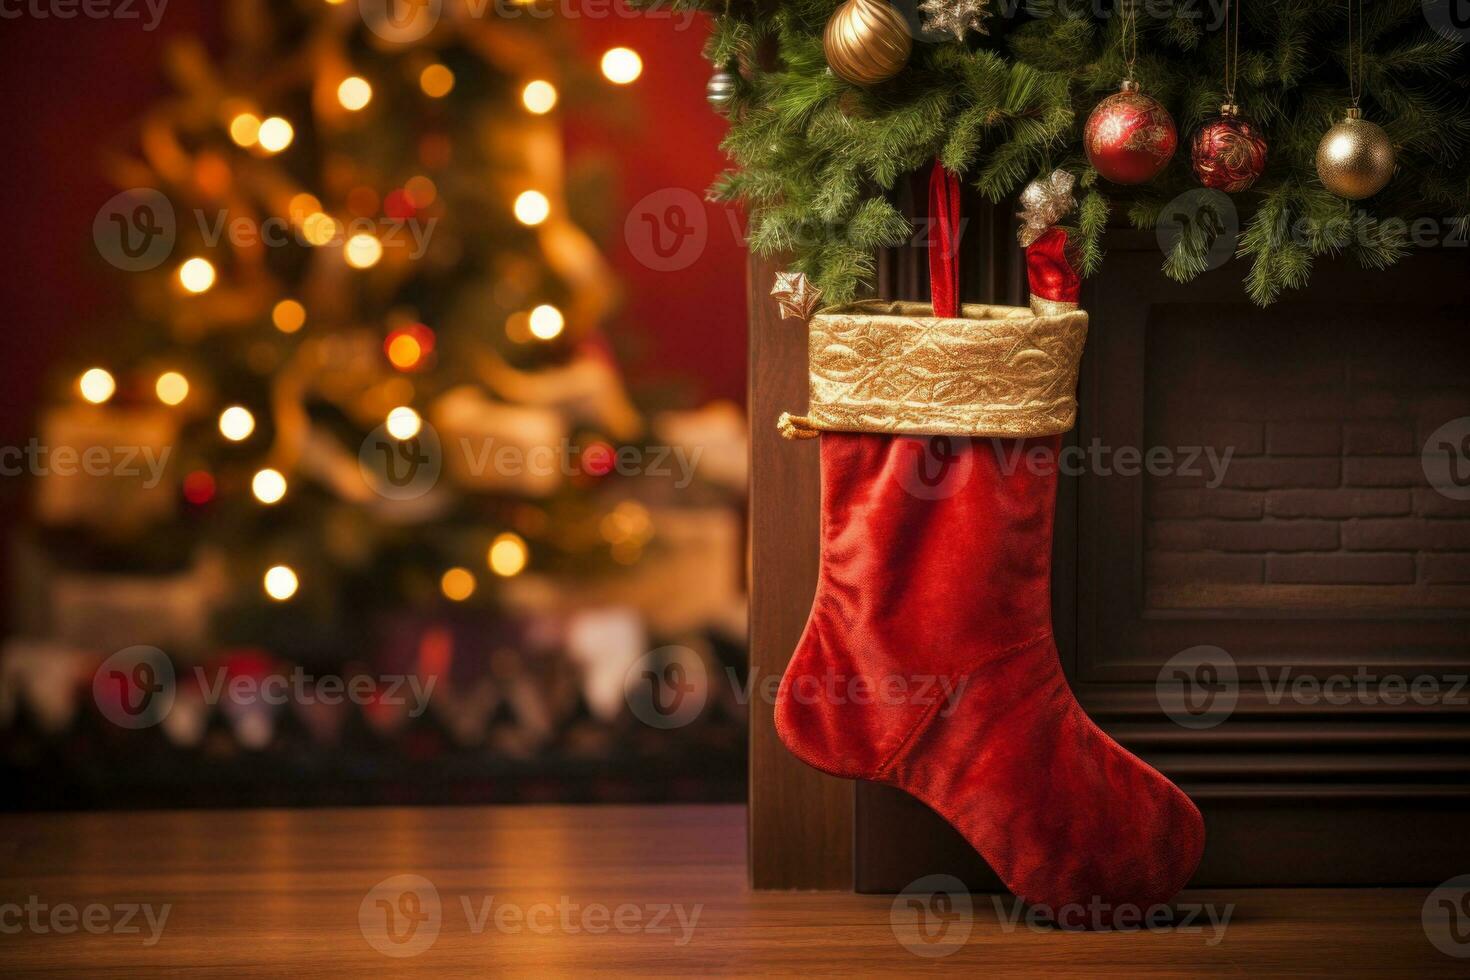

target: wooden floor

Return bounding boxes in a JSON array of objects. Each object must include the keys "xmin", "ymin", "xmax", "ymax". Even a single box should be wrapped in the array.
[{"xmin": 0, "ymin": 804, "xmax": 1462, "ymax": 977}]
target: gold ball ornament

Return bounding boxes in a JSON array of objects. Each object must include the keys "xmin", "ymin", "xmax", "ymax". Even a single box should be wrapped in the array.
[
  {"xmin": 824, "ymin": 0, "xmax": 912, "ymax": 87},
  {"xmin": 1315, "ymin": 108, "xmax": 1395, "ymax": 200}
]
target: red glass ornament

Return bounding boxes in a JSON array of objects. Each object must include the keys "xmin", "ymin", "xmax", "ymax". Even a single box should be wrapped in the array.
[
  {"xmin": 1084, "ymin": 80, "xmax": 1178, "ymax": 185},
  {"xmin": 1191, "ymin": 105, "xmax": 1267, "ymax": 192}
]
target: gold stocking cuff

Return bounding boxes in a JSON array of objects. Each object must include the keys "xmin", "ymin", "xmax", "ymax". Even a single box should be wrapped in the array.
[{"xmin": 780, "ymin": 300, "xmax": 1088, "ymax": 439}]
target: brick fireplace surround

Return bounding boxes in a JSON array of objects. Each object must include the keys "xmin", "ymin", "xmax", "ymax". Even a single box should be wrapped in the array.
[{"xmin": 1144, "ymin": 312, "xmax": 1470, "ymax": 611}]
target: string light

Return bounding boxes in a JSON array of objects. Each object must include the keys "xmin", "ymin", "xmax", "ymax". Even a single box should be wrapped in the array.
[
  {"xmin": 601, "ymin": 48, "xmax": 642, "ymax": 85},
  {"xmin": 344, "ymin": 233, "xmax": 383, "ymax": 269},
  {"xmin": 228, "ymin": 113, "xmax": 262, "ymax": 147},
  {"xmin": 155, "ymin": 371, "xmax": 189, "ymax": 406},
  {"xmin": 420, "ymin": 64, "xmax": 455, "ymax": 98},
  {"xmin": 337, "ymin": 76, "xmax": 373, "ymax": 111},
  {"xmin": 178, "ymin": 257, "xmax": 217, "ymax": 294},
  {"xmin": 252, "ymin": 468, "xmax": 287, "ymax": 504},
  {"xmin": 487, "ymin": 532, "xmax": 529, "ymax": 577},
  {"xmin": 528, "ymin": 304, "xmax": 565, "ymax": 341},
  {"xmin": 440, "ymin": 567, "xmax": 476, "ymax": 601},
  {"xmin": 513, "ymin": 190, "xmax": 550, "ymax": 226},
  {"xmin": 78, "ymin": 368, "xmax": 115, "ymax": 405},
  {"xmin": 385, "ymin": 406, "xmax": 422, "ymax": 440},
  {"xmin": 272, "ymin": 299, "xmax": 307, "ymax": 333},
  {"xmin": 219, "ymin": 406, "xmax": 256, "ymax": 442},
  {"xmin": 257, "ymin": 116, "xmax": 295, "ymax": 153},
  {"xmin": 263, "ymin": 565, "xmax": 299, "ymax": 601},
  {"xmin": 522, "ymin": 80, "xmax": 558, "ymax": 114}
]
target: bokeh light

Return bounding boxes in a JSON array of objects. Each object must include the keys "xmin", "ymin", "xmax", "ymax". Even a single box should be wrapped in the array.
[
  {"xmin": 345, "ymin": 233, "xmax": 383, "ymax": 269},
  {"xmin": 219, "ymin": 406, "xmax": 256, "ymax": 442},
  {"xmin": 228, "ymin": 113, "xmax": 261, "ymax": 147},
  {"xmin": 404, "ymin": 175, "xmax": 437, "ymax": 208},
  {"xmin": 385, "ymin": 323, "xmax": 435, "ymax": 371},
  {"xmin": 528, "ymin": 304, "xmax": 565, "ymax": 341},
  {"xmin": 264, "ymin": 565, "xmax": 299, "ymax": 601},
  {"xmin": 252, "ymin": 468, "xmax": 287, "ymax": 504},
  {"xmin": 440, "ymin": 567, "xmax": 476, "ymax": 601},
  {"xmin": 487, "ymin": 532, "xmax": 528, "ymax": 577},
  {"xmin": 420, "ymin": 64, "xmax": 455, "ymax": 98},
  {"xmin": 601, "ymin": 48, "xmax": 642, "ymax": 85},
  {"xmin": 302, "ymin": 212, "xmax": 339, "ymax": 246},
  {"xmin": 337, "ymin": 76, "xmax": 373, "ymax": 111},
  {"xmin": 257, "ymin": 116, "xmax": 295, "ymax": 153},
  {"xmin": 78, "ymin": 368, "xmax": 115, "ymax": 405},
  {"xmin": 272, "ymin": 299, "xmax": 307, "ymax": 333},
  {"xmin": 155, "ymin": 371, "xmax": 189, "ymax": 406},
  {"xmin": 183, "ymin": 470, "xmax": 216, "ymax": 506},
  {"xmin": 513, "ymin": 190, "xmax": 550, "ymax": 226},
  {"xmin": 385, "ymin": 406, "xmax": 422, "ymax": 440},
  {"xmin": 522, "ymin": 80, "xmax": 558, "ymax": 114},
  {"xmin": 179, "ymin": 257, "xmax": 217, "ymax": 294}
]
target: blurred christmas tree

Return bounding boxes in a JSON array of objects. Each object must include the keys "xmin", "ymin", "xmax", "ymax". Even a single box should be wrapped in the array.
[
  {"xmin": 0, "ymin": 0, "xmax": 749, "ymax": 800},
  {"xmin": 47, "ymin": 0, "xmax": 653, "ymax": 649}
]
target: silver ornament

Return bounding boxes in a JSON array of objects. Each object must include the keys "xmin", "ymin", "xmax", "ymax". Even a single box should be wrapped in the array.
[
  {"xmin": 1017, "ymin": 170, "xmax": 1076, "ymax": 246},
  {"xmin": 706, "ymin": 67, "xmax": 738, "ymax": 115},
  {"xmin": 919, "ymin": 0, "xmax": 993, "ymax": 41}
]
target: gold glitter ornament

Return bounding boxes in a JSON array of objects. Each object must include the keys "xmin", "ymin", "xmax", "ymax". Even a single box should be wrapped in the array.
[
  {"xmin": 1316, "ymin": 107, "xmax": 1395, "ymax": 200},
  {"xmin": 823, "ymin": 0, "xmax": 912, "ymax": 87}
]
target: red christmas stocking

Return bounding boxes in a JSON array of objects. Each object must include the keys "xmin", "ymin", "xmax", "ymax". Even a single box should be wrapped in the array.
[{"xmin": 775, "ymin": 167, "xmax": 1204, "ymax": 918}]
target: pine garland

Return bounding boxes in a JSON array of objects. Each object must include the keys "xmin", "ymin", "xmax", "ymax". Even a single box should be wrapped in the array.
[{"xmin": 679, "ymin": 0, "xmax": 1469, "ymax": 305}]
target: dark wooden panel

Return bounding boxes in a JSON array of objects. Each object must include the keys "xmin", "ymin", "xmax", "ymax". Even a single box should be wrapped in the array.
[{"xmin": 747, "ymin": 252, "xmax": 854, "ymax": 890}]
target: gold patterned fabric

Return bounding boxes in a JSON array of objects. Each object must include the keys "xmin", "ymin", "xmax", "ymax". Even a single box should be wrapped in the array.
[{"xmin": 785, "ymin": 300, "xmax": 1088, "ymax": 439}]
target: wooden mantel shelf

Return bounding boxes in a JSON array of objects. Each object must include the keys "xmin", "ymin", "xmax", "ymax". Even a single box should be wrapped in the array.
[{"xmin": 0, "ymin": 804, "xmax": 1456, "ymax": 976}]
